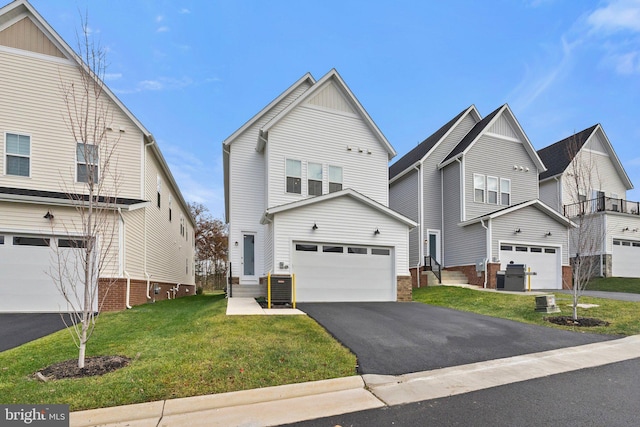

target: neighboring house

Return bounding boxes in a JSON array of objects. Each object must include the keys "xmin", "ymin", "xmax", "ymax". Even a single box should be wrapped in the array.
[
  {"xmin": 223, "ymin": 69, "xmax": 416, "ymax": 302},
  {"xmin": 538, "ymin": 124, "xmax": 640, "ymax": 278},
  {"xmin": 389, "ymin": 104, "xmax": 573, "ymax": 290},
  {"xmin": 0, "ymin": 0, "xmax": 195, "ymax": 312}
]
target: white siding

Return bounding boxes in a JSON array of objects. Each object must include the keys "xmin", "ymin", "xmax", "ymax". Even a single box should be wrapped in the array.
[
  {"xmin": 561, "ymin": 149, "xmax": 628, "ymax": 205},
  {"xmin": 272, "ymin": 196, "xmax": 410, "ymax": 277},
  {"xmin": 266, "ymin": 104, "xmax": 389, "ymax": 208},
  {"xmin": 602, "ymin": 213, "xmax": 640, "ymax": 254},
  {"xmin": 465, "ymin": 135, "xmax": 539, "ymax": 220}
]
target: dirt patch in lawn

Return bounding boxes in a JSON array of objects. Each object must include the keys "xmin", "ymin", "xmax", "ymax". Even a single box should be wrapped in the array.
[
  {"xmin": 545, "ymin": 316, "xmax": 610, "ymax": 327},
  {"xmin": 36, "ymin": 355, "xmax": 130, "ymax": 380}
]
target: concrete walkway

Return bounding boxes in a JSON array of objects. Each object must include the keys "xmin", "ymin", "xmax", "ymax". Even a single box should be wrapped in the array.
[
  {"xmin": 225, "ymin": 297, "xmax": 306, "ymax": 316},
  {"xmin": 70, "ymin": 335, "xmax": 640, "ymax": 427}
]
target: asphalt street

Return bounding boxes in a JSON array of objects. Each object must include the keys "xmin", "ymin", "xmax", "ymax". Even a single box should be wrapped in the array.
[
  {"xmin": 287, "ymin": 357, "xmax": 640, "ymax": 427},
  {"xmin": 0, "ymin": 313, "xmax": 70, "ymax": 352},
  {"xmin": 298, "ymin": 302, "xmax": 617, "ymax": 375}
]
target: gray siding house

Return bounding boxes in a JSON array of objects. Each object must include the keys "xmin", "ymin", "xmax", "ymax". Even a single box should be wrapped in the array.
[{"xmin": 390, "ymin": 104, "xmax": 573, "ymax": 290}]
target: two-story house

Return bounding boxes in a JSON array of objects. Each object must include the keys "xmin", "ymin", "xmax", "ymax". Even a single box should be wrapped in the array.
[
  {"xmin": 0, "ymin": 0, "xmax": 195, "ymax": 312},
  {"xmin": 223, "ymin": 69, "xmax": 415, "ymax": 302},
  {"xmin": 538, "ymin": 124, "xmax": 640, "ymax": 278},
  {"xmin": 390, "ymin": 104, "xmax": 573, "ymax": 290}
]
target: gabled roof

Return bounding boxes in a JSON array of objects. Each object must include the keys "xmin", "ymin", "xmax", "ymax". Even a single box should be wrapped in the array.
[
  {"xmin": 537, "ymin": 124, "xmax": 633, "ymax": 189},
  {"xmin": 260, "ymin": 69, "xmax": 396, "ymax": 158},
  {"xmin": 0, "ymin": 0, "xmax": 194, "ymax": 226},
  {"xmin": 460, "ymin": 199, "xmax": 576, "ymax": 228},
  {"xmin": 388, "ymin": 105, "xmax": 480, "ymax": 180},
  {"xmin": 260, "ymin": 188, "xmax": 417, "ymax": 228},
  {"xmin": 438, "ymin": 104, "xmax": 546, "ymax": 172}
]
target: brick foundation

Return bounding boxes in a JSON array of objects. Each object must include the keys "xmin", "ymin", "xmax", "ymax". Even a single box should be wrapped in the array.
[
  {"xmin": 396, "ymin": 276, "xmax": 412, "ymax": 302},
  {"xmin": 440, "ymin": 263, "xmax": 501, "ymax": 289},
  {"xmin": 98, "ymin": 278, "xmax": 196, "ymax": 312},
  {"xmin": 562, "ymin": 265, "xmax": 573, "ymax": 290}
]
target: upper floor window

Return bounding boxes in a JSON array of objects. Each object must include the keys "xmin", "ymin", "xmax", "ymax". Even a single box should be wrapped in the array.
[
  {"xmin": 180, "ymin": 214, "xmax": 185, "ymax": 237},
  {"xmin": 168, "ymin": 195, "xmax": 173, "ymax": 221},
  {"xmin": 77, "ymin": 143, "xmax": 99, "ymax": 183},
  {"xmin": 474, "ymin": 174, "xmax": 485, "ymax": 203},
  {"xmin": 286, "ymin": 159, "xmax": 301, "ymax": 194},
  {"xmin": 500, "ymin": 178, "xmax": 511, "ymax": 206},
  {"xmin": 329, "ymin": 165, "xmax": 342, "ymax": 193},
  {"xmin": 487, "ymin": 176, "xmax": 498, "ymax": 204},
  {"xmin": 6, "ymin": 133, "xmax": 30, "ymax": 177},
  {"xmin": 157, "ymin": 175, "xmax": 162, "ymax": 208},
  {"xmin": 308, "ymin": 163, "xmax": 323, "ymax": 196}
]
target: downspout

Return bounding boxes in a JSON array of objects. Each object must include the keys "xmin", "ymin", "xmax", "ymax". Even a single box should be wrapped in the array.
[
  {"xmin": 145, "ymin": 273, "xmax": 151, "ymax": 299},
  {"xmin": 124, "ymin": 271, "xmax": 132, "ymax": 309},
  {"xmin": 144, "ymin": 136, "xmax": 156, "ymax": 294},
  {"xmin": 118, "ymin": 208, "xmax": 132, "ymax": 309},
  {"xmin": 553, "ymin": 176, "xmax": 561, "ymax": 212},
  {"xmin": 415, "ymin": 164, "xmax": 422, "ymax": 288},
  {"xmin": 480, "ymin": 219, "xmax": 489, "ymax": 288}
]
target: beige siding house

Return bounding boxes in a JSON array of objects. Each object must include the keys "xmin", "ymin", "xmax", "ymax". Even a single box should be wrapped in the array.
[{"xmin": 0, "ymin": 0, "xmax": 195, "ymax": 312}]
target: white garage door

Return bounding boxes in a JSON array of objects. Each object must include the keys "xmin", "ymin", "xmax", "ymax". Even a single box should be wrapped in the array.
[
  {"xmin": 292, "ymin": 242, "xmax": 395, "ymax": 302},
  {"xmin": 499, "ymin": 244, "xmax": 561, "ymax": 289},
  {"xmin": 612, "ymin": 239, "xmax": 640, "ymax": 277},
  {"xmin": 0, "ymin": 234, "xmax": 86, "ymax": 312}
]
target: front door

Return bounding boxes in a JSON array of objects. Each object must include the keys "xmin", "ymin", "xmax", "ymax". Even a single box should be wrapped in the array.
[
  {"xmin": 241, "ymin": 233, "xmax": 256, "ymax": 283},
  {"xmin": 427, "ymin": 230, "xmax": 441, "ymax": 264}
]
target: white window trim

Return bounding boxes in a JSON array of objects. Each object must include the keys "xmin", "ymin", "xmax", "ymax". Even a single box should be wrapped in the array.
[
  {"xmin": 329, "ymin": 164, "xmax": 343, "ymax": 193},
  {"xmin": 473, "ymin": 173, "xmax": 485, "ymax": 203},
  {"xmin": 4, "ymin": 132, "xmax": 31, "ymax": 178},
  {"xmin": 487, "ymin": 176, "xmax": 498, "ymax": 205},
  {"xmin": 500, "ymin": 178, "xmax": 511, "ymax": 206},
  {"xmin": 285, "ymin": 158, "xmax": 302, "ymax": 195},
  {"xmin": 76, "ymin": 142, "xmax": 99, "ymax": 183},
  {"xmin": 307, "ymin": 162, "xmax": 323, "ymax": 196}
]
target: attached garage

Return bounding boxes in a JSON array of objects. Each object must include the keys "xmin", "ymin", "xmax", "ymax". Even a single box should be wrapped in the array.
[
  {"xmin": 293, "ymin": 242, "xmax": 395, "ymax": 302},
  {"xmin": 499, "ymin": 243, "xmax": 561, "ymax": 289},
  {"xmin": 0, "ymin": 233, "xmax": 86, "ymax": 312},
  {"xmin": 612, "ymin": 238, "xmax": 640, "ymax": 277}
]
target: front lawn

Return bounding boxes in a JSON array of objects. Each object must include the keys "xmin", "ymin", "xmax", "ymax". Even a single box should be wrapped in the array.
[
  {"xmin": 413, "ymin": 286, "xmax": 640, "ymax": 336},
  {"xmin": 0, "ymin": 294, "xmax": 356, "ymax": 411},
  {"xmin": 587, "ymin": 277, "xmax": 640, "ymax": 294}
]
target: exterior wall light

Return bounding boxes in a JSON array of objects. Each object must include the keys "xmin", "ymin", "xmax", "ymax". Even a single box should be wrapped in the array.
[
  {"xmin": 374, "ymin": 228, "xmax": 380, "ymax": 235},
  {"xmin": 44, "ymin": 211, "xmax": 54, "ymax": 220},
  {"xmin": 312, "ymin": 223, "xmax": 318, "ymax": 230}
]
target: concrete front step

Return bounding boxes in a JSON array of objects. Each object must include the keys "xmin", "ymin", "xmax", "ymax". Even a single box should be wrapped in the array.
[
  {"xmin": 424, "ymin": 270, "xmax": 469, "ymax": 285},
  {"xmin": 228, "ymin": 285, "xmax": 266, "ymax": 298}
]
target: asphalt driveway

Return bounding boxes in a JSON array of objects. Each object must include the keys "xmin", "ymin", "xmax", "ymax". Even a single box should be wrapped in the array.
[
  {"xmin": 298, "ymin": 302, "xmax": 617, "ymax": 375},
  {"xmin": 0, "ymin": 313, "xmax": 70, "ymax": 352}
]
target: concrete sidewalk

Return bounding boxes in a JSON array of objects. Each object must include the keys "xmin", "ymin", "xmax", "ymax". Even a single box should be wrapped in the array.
[
  {"xmin": 70, "ymin": 335, "xmax": 640, "ymax": 427},
  {"xmin": 225, "ymin": 297, "xmax": 306, "ymax": 316}
]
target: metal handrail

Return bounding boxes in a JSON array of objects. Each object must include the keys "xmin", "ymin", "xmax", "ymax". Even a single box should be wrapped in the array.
[
  {"xmin": 564, "ymin": 196, "xmax": 640, "ymax": 217},
  {"xmin": 424, "ymin": 255, "xmax": 442, "ymax": 284}
]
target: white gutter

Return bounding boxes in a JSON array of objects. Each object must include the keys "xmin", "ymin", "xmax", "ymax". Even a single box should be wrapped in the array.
[
  {"xmin": 124, "ymin": 270, "xmax": 132, "ymax": 309},
  {"xmin": 480, "ymin": 219, "xmax": 489, "ymax": 288}
]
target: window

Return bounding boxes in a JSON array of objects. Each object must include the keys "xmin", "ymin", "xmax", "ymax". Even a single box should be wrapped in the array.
[
  {"xmin": 186, "ymin": 258, "xmax": 189, "ymax": 275},
  {"xmin": 544, "ymin": 248, "xmax": 556, "ymax": 254},
  {"xmin": 5, "ymin": 133, "xmax": 30, "ymax": 177},
  {"xmin": 530, "ymin": 247, "xmax": 542, "ymax": 253},
  {"xmin": 329, "ymin": 165, "xmax": 342, "ymax": 193},
  {"xmin": 633, "ymin": 242, "xmax": 640, "ymax": 247},
  {"xmin": 613, "ymin": 240, "xmax": 621, "ymax": 246},
  {"xmin": 500, "ymin": 245, "xmax": 513, "ymax": 251},
  {"xmin": 487, "ymin": 176, "xmax": 498, "ymax": 204},
  {"xmin": 180, "ymin": 215, "xmax": 185, "ymax": 237},
  {"xmin": 323, "ymin": 245, "xmax": 343, "ymax": 253},
  {"xmin": 500, "ymin": 178, "xmax": 511, "ymax": 206},
  {"xmin": 286, "ymin": 159, "xmax": 301, "ymax": 194},
  {"xmin": 58, "ymin": 238, "xmax": 87, "ymax": 248},
  {"xmin": 348, "ymin": 247, "xmax": 367, "ymax": 254},
  {"xmin": 169, "ymin": 195, "xmax": 172, "ymax": 221},
  {"xmin": 515, "ymin": 246, "xmax": 528, "ymax": 252},
  {"xmin": 77, "ymin": 143, "xmax": 99, "ymax": 183},
  {"xmin": 13, "ymin": 236, "xmax": 49, "ymax": 246},
  {"xmin": 474, "ymin": 174, "xmax": 485, "ymax": 203},
  {"xmin": 372, "ymin": 248, "xmax": 390, "ymax": 255},
  {"xmin": 308, "ymin": 163, "xmax": 323, "ymax": 196},
  {"xmin": 157, "ymin": 175, "xmax": 162, "ymax": 208},
  {"xmin": 622, "ymin": 241, "xmax": 631, "ymax": 246},
  {"xmin": 296, "ymin": 244, "xmax": 317, "ymax": 251},
  {"xmin": 0, "ymin": 235, "xmax": 4, "ymax": 245}
]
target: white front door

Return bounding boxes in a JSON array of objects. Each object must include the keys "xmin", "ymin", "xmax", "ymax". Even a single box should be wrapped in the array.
[{"xmin": 241, "ymin": 232, "xmax": 257, "ymax": 283}]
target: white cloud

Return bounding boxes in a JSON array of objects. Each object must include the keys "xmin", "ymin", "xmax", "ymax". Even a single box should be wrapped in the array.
[
  {"xmin": 607, "ymin": 51, "xmax": 640, "ymax": 74},
  {"xmin": 157, "ymin": 26, "xmax": 170, "ymax": 33},
  {"xmin": 114, "ymin": 76, "xmax": 194, "ymax": 94},
  {"xmin": 104, "ymin": 73, "xmax": 122, "ymax": 81},
  {"xmin": 587, "ymin": 0, "xmax": 640, "ymax": 34},
  {"xmin": 179, "ymin": 8, "xmax": 191, "ymax": 14},
  {"xmin": 627, "ymin": 157, "xmax": 640, "ymax": 166},
  {"xmin": 156, "ymin": 15, "xmax": 164, "ymax": 23}
]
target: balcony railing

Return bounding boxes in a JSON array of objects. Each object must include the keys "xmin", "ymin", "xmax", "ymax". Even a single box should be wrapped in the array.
[{"xmin": 564, "ymin": 196, "xmax": 640, "ymax": 218}]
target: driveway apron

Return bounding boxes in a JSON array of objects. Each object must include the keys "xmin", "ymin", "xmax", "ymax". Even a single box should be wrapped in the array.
[
  {"xmin": 298, "ymin": 302, "xmax": 617, "ymax": 375},
  {"xmin": 0, "ymin": 313, "xmax": 70, "ymax": 352}
]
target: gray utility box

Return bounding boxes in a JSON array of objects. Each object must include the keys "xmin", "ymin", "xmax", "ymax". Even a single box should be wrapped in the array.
[
  {"xmin": 496, "ymin": 271, "xmax": 505, "ymax": 289},
  {"xmin": 270, "ymin": 275, "xmax": 292, "ymax": 304},
  {"xmin": 504, "ymin": 264, "xmax": 526, "ymax": 291}
]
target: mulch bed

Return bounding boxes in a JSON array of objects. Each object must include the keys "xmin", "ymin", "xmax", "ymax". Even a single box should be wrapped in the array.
[
  {"xmin": 545, "ymin": 316, "xmax": 610, "ymax": 327},
  {"xmin": 36, "ymin": 355, "xmax": 130, "ymax": 380}
]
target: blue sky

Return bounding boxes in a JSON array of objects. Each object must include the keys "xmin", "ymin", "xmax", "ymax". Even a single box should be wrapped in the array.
[{"xmin": 30, "ymin": 0, "xmax": 640, "ymax": 219}]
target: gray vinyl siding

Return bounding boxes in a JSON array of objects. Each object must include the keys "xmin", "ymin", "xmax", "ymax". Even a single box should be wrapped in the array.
[
  {"xmin": 539, "ymin": 179, "xmax": 562, "ymax": 212},
  {"xmin": 465, "ymin": 135, "xmax": 539, "ymax": 220},
  {"xmin": 389, "ymin": 169, "xmax": 419, "ymax": 266},
  {"xmin": 442, "ymin": 162, "xmax": 471, "ymax": 266},
  {"xmin": 488, "ymin": 115, "xmax": 519, "ymax": 140},
  {"xmin": 227, "ymin": 81, "xmax": 312, "ymax": 279},
  {"xmin": 491, "ymin": 208, "xmax": 569, "ymax": 265}
]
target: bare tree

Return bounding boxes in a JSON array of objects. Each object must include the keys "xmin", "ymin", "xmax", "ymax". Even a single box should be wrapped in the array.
[
  {"xmin": 190, "ymin": 203, "xmax": 228, "ymax": 291},
  {"xmin": 564, "ymin": 136, "xmax": 604, "ymax": 321},
  {"xmin": 51, "ymin": 14, "xmax": 121, "ymax": 368}
]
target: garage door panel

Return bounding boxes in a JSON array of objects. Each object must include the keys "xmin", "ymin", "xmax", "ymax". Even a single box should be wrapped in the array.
[
  {"xmin": 612, "ymin": 239, "xmax": 640, "ymax": 277},
  {"xmin": 500, "ymin": 244, "xmax": 561, "ymax": 289},
  {"xmin": 293, "ymin": 243, "xmax": 394, "ymax": 302}
]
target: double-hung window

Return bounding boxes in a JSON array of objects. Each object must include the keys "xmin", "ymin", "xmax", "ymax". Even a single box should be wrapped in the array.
[
  {"xmin": 329, "ymin": 165, "xmax": 342, "ymax": 193},
  {"xmin": 500, "ymin": 178, "xmax": 511, "ymax": 206},
  {"xmin": 6, "ymin": 133, "xmax": 30, "ymax": 177},
  {"xmin": 286, "ymin": 159, "xmax": 301, "ymax": 194},
  {"xmin": 474, "ymin": 174, "xmax": 485, "ymax": 203},
  {"xmin": 487, "ymin": 176, "xmax": 498, "ymax": 204},
  {"xmin": 77, "ymin": 143, "xmax": 99, "ymax": 183},
  {"xmin": 308, "ymin": 163, "xmax": 323, "ymax": 196},
  {"xmin": 156, "ymin": 175, "xmax": 162, "ymax": 208}
]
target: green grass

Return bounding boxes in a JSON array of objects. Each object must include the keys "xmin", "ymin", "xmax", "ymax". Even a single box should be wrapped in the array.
[
  {"xmin": 586, "ymin": 277, "xmax": 640, "ymax": 294},
  {"xmin": 413, "ymin": 286, "xmax": 640, "ymax": 336},
  {"xmin": 0, "ymin": 295, "xmax": 356, "ymax": 411}
]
